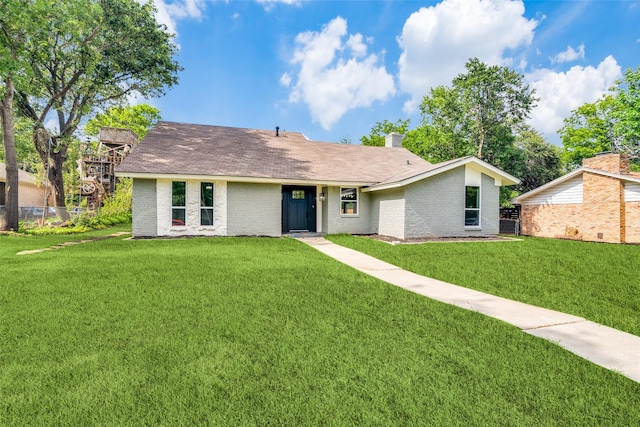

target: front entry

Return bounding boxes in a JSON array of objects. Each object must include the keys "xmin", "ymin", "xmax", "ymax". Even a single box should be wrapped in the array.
[{"xmin": 282, "ymin": 186, "xmax": 316, "ymax": 233}]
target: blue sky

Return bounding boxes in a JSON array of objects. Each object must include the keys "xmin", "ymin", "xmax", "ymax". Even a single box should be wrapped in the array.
[{"xmin": 142, "ymin": 0, "xmax": 640, "ymax": 145}]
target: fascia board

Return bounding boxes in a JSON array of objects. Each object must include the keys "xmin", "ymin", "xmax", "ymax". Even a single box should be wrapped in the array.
[
  {"xmin": 115, "ymin": 171, "xmax": 372, "ymax": 187},
  {"xmin": 363, "ymin": 157, "xmax": 519, "ymax": 193}
]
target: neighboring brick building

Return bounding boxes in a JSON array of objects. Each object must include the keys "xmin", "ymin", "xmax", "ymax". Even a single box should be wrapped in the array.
[{"xmin": 514, "ymin": 153, "xmax": 640, "ymax": 244}]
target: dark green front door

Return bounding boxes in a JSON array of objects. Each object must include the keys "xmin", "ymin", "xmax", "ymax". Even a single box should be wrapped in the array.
[{"xmin": 282, "ymin": 186, "xmax": 316, "ymax": 233}]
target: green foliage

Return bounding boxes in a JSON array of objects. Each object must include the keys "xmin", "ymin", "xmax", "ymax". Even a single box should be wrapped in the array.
[
  {"xmin": 19, "ymin": 222, "xmax": 96, "ymax": 235},
  {"xmin": 18, "ymin": 179, "xmax": 131, "ymax": 234},
  {"xmin": 611, "ymin": 66, "xmax": 640, "ymax": 159},
  {"xmin": 98, "ymin": 178, "xmax": 132, "ymax": 221},
  {"xmin": 360, "ymin": 118, "xmax": 411, "ymax": 146},
  {"xmin": 84, "ymin": 104, "xmax": 161, "ymax": 140},
  {"xmin": 418, "ymin": 58, "xmax": 537, "ymax": 167},
  {"xmin": 9, "ymin": 0, "xmax": 181, "ymax": 207},
  {"xmin": 560, "ymin": 66, "xmax": 640, "ymax": 168},
  {"xmin": 559, "ymin": 95, "xmax": 616, "ymax": 169},
  {"xmin": 514, "ymin": 125, "xmax": 564, "ymax": 193},
  {"xmin": 0, "ymin": 116, "xmax": 41, "ymax": 174}
]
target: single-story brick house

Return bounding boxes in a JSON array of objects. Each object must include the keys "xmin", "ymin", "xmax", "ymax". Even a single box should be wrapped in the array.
[
  {"xmin": 513, "ymin": 153, "xmax": 640, "ymax": 244},
  {"xmin": 116, "ymin": 121, "xmax": 519, "ymax": 239}
]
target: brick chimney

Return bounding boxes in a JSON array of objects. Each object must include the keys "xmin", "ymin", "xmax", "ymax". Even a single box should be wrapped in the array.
[
  {"xmin": 385, "ymin": 133, "xmax": 403, "ymax": 148},
  {"xmin": 582, "ymin": 152, "xmax": 630, "ymax": 174},
  {"xmin": 581, "ymin": 152, "xmax": 628, "ymax": 243}
]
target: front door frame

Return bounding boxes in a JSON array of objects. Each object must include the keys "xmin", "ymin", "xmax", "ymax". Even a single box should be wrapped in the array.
[{"xmin": 282, "ymin": 185, "xmax": 317, "ymax": 233}]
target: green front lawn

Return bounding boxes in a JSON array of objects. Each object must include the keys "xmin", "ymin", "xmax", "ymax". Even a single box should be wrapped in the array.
[
  {"xmin": 1, "ymin": 232, "xmax": 639, "ymax": 425},
  {"xmin": 326, "ymin": 234, "xmax": 640, "ymax": 337}
]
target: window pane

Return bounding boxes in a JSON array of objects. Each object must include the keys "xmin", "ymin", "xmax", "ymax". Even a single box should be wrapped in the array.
[
  {"xmin": 172, "ymin": 181, "xmax": 186, "ymax": 206},
  {"xmin": 292, "ymin": 190, "xmax": 305, "ymax": 200},
  {"xmin": 201, "ymin": 208, "xmax": 214, "ymax": 226},
  {"xmin": 465, "ymin": 210, "xmax": 480, "ymax": 226},
  {"xmin": 341, "ymin": 201, "xmax": 357, "ymax": 215},
  {"xmin": 172, "ymin": 208, "xmax": 186, "ymax": 226},
  {"xmin": 465, "ymin": 186, "xmax": 479, "ymax": 209},
  {"xmin": 341, "ymin": 188, "xmax": 357, "ymax": 201},
  {"xmin": 201, "ymin": 182, "xmax": 214, "ymax": 207}
]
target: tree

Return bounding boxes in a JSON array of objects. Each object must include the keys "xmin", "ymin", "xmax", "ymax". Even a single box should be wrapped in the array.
[
  {"xmin": 418, "ymin": 58, "xmax": 537, "ymax": 172},
  {"xmin": 560, "ymin": 66, "xmax": 640, "ymax": 169},
  {"xmin": 15, "ymin": 0, "xmax": 180, "ymax": 212},
  {"xmin": 514, "ymin": 125, "xmax": 564, "ymax": 193},
  {"xmin": 611, "ymin": 66, "xmax": 640, "ymax": 160},
  {"xmin": 0, "ymin": 75, "xmax": 19, "ymax": 231},
  {"xmin": 84, "ymin": 104, "xmax": 161, "ymax": 140},
  {"xmin": 361, "ymin": 118, "xmax": 411, "ymax": 146},
  {"xmin": 0, "ymin": 1, "xmax": 38, "ymax": 231},
  {"xmin": 559, "ymin": 95, "xmax": 616, "ymax": 169}
]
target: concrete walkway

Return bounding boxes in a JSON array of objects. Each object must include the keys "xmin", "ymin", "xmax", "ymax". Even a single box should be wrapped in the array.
[{"xmin": 297, "ymin": 236, "xmax": 640, "ymax": 384}]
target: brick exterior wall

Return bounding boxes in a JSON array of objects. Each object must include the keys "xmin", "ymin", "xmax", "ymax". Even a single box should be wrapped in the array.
[
  {"xmin": 581, "ymin": 171, "xmax": 625, "ymax": 243},
  {"xmin": 625, "ymin": 202, "xmax": 640, "ymax": 244},
  {"xmin": 371, "ymin": 187, "xmax": 405, "ymax": 239},
  {"xmin": 323, "ymin": 186, "xmax": 373, "ymax": 235},
  {"xmin": 520, "ymin": 204, "xmax": 583, "ymax": 239},
  {"xmin": 583, "ymin": 153, "xmax": 630, "ymax": 174},
  {"xmin": 227, "ymin": 182, "xmax": 281, "ymax": 237},
  {"xmin": 520, "ymin": 153, "xmax": 638, "ymax": 243}
]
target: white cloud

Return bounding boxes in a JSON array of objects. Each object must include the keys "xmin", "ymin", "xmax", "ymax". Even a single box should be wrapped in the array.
[
  {"xmin": 283, "ymin": 17, "xmax": 395, "ymax": 130},
  {"xmin": 257, "ymin": 0, "xmax": 301, "ymax": 12},
  {"xmin": 148, "ymin": 0, "xmax": 207, "ymax": 36},
  {"xmin": 527, "ymin": 55, "xmax": 622, "ymax": 136},
  {"xmin": 397, "ymin": 0, "xmax": 538, "ymax": 112},
  {"xmin": 279, "ymin": 72, "xmax": 292, "ymax": 87},
  {"xmin": 551, "ymin": 44, "xmax": 585, "ymax": 64}
]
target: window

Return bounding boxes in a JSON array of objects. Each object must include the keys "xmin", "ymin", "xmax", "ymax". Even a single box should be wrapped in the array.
[
  {"xmin": 200, "ymin": 182, "xmax": 214, "ymax": 226},
  {"xmin": 292, "ymin": 190, "xmax": 305, "ymax": 200},
  {"xmin": 172, "ymin": 181, "xmax": 186, "ymax": 226},
  {"xmin": 340, "ymin": 188, "xmax": 358, "ymax": 215},
  {"xmin": 465, "ymin": 186, "xmax": 480, "ymax": 227}
]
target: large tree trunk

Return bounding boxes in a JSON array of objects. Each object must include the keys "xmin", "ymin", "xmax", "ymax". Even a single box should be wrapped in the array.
[
  {"xmin": 32, "ymin": 124, "xmax": 70, "ymax": 220},
  {"xmin": 48, "ymin": 150, "xmax": 67, "ymax": 210},
  {"xmin": 0, "ymin": 76, "xmax": 19, "ymax": 231}
]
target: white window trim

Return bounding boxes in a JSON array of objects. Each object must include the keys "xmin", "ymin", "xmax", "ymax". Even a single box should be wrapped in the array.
[
  {"xmin": 200, "ymin": 182, "xmax": 215, "ymax": 227},
  {"xmin": 340, "ymin": 187, "xmax": 359, "ymax": 217},
  {"xmin": 171, "ymin": 181, "xmax": 187, "ymax": 228},
  {"xmin": 464, "ymin": 185, "xmax": 481, "ymax": 229}
]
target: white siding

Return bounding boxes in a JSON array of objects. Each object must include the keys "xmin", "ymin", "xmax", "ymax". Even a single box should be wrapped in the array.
[
  {"xmin": 521, "ymin": 175, "xmax": 583, "ymax": 205},
  {"xmin": 624, "ymin": 182, "xmax": 640, "ymax": 202}
]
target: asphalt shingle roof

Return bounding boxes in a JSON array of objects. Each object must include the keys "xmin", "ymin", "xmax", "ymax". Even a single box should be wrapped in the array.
[{"xmin": 117, "ymin": 121, "xmax": 437, "ymax": 185}]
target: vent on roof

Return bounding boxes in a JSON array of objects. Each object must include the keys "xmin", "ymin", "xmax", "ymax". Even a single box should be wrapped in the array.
[{"xmin": 275, "ymin": 126, "xmax": 280, "ymax": 137}]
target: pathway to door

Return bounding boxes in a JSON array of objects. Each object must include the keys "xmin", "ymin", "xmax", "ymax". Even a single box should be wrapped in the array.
[{"xmin": 297, "ymin": 236, "xmax": 640, "ymax": 384}]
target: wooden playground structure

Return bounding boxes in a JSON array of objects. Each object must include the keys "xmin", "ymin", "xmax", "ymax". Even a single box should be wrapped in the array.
[{"xmin": 80, "ymin": 127, "xmax": 138, "ymax": 209}]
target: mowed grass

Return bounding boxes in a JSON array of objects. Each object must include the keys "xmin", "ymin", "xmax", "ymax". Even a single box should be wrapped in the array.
[
  {"xmin": 1, "ymin": 231, "xmax": 639, "ymax": 425},
  {"xmin": 327, "ymin": 234, "xmax": 640, "ymax": 337}
]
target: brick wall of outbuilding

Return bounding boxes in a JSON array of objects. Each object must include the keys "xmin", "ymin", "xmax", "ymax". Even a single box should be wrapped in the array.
[
  {"xmin": 625, "ymin": 202, "xmax": 640, "ymax": 244},
  {"xmin": 519, "ymin": 153, "xmax": 639, "ymax": 244},
  {"xmin": 581, "ymin": 171, "xmax": 625, "ymax": 243},
  {"xmin": 520, "ymin": 204, "xmax": 583, "ymax": 239}
]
